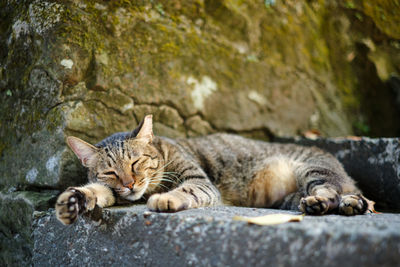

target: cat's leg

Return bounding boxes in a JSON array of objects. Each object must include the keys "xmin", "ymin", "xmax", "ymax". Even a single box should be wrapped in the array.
[
  {"xmin": 299, "ymin": 186, "xmax": 369, "ymax": 216},
  {"xmin": 295, "ymin": 158, "xmax": 370, "ymax": 215},
  {"xmin": 334, "ymin": 178, "xmax": 370, "ymax": 215},
  {"xmin": 278, "ymin": 192, "xmax": 303, "ymax": 211},
  {"xmin": 297, "ymin": 171, "xmax": 343, "ymax": 215},
  {"xmin": 338, "ymin": 194, "xmax": 369, "ymax": 215},
  {"xmin": 55, "ymin": 183, "xmax": 115, "ymax": 225},
  {"xmin": 147, "ymin": 178, "xmax": 221, "ymax": 212}
]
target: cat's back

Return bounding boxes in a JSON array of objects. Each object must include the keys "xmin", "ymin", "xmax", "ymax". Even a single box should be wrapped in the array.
[
  {"xmin": 176, "ymin": 133, "xmax": 268, "ymax": 157},
  {"xmin": 175, "ymin": 133, "xmax": 309, "ymax": 159},
  {"xmin": 170, "ymin": 133, "xmax": 340, "ymax": 175}
]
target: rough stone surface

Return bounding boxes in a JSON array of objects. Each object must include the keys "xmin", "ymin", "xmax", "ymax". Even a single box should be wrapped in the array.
[
  {"xmin": 276, "ymin": 137, "xmax": 400, "ymax": 212},
  {"xmin": 0, "ymin": 191, "xmax": 57, "ymax": 266},
  {"xmin": 1, "ymin": 0, "xmax": 400, "ymax": 191},
  {"xmin": 33, "ymin": 205, "xmax": 400, "ymax": 267}
]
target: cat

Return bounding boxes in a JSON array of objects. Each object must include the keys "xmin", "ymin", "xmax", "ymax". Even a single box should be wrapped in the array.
[{"xmin": 56, "ymin": 115, "xmax": 371, "ymax": 225}]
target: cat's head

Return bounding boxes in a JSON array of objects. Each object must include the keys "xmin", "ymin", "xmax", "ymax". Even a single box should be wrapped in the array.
[{"xmin": 67, "ymin": 115, "xmax": 163, "ymax": 201}]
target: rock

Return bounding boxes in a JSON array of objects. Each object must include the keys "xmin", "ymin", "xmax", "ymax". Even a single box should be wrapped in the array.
[
  {"xmin": 185, "ymin": 115, "xmax": 215, "ymax": 137},
  {"xmin": 32, "ymin": 205, "xmax": 400, "ymax": 267},
  {"xmin": 275, "ymin": 137, "xmax": 400, "ymax": 212},
  {"xmin": 0, "ymin": 191, "xmax": 57, "ymax": 266},
  {"xmin": 1, "ymin": 0, "xmax": 400, "ymax": 191}
]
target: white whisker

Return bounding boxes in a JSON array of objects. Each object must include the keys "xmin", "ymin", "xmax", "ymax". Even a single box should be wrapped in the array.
[
  {"xmin": 154, "ymin": 172, "xmax": 182, "ymax": 182},
  {"xmin": 164, "ymin": 174, "xmax": 182, "ymax": 183},
  {"xmin": 150, "ymin": 174, "xmax": 175, "ymax": 182},
  {"xmin": 150, "ymin": 176, "xmax": 177, "ymax": 184},
  {"xmin": 152, "ymin": 160, "xmax": 175, "ymax": 175},
  {"xmin": 148, "ymin": 182, "xmax": 169, "ymax": 190},
  {"xmin": 162, "ymin": 172, "xmax": 181, "ymax": 180}
]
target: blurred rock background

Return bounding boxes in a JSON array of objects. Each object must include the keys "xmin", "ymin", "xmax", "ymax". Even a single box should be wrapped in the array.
[{"xmin": 0, "ymin": 0, "xmax": 399, "ymax": 265}]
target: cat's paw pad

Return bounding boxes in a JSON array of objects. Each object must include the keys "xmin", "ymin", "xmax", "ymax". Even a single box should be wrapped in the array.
[
  {"xmin": 147, "ymin": 193, "xmax": 188, "ymax": 212},
  {"xmin": 55, "ymin": 188, "xmax": 86, "ymax": 225},
  {"xmin": 299, "ymin": 196, "xmax": 329, "ymax": 215},
  {"xmin": 339, "ymin": 195, "xmax": 367, "ymax": 216}
]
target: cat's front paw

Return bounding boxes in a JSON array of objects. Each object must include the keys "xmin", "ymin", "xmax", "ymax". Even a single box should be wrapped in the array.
[
  {"xmin": 299, "ymin": 196, "xmax": 330, "ymax": 215},
  {"xmin": 55, "ymin": 188, "xmax": 95, "ymax": 225},
  {"xmin": 147, "ymin": 193, "xmax": 189, "ymax": 212},
  {"xmin": 339, "ymin": 195, "xmax": 367, "ymax": 216}
]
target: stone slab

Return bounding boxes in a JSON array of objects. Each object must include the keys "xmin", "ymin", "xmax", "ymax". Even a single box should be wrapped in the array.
[
  {"xmin": 0, "ymin": 191, "xmax": 57, "ymax": 266},
  {"xmin": 33, "ymin": 205, "xmax": 400, "ymax": 267}
]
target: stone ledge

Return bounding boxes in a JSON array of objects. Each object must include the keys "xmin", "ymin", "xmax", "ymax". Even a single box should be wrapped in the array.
[
  {"xmin": 0, "ymin": 191, "xmax": 57, "ymax": 266},
  {"xmin": 33, "ymin": 205, "xmax": 400, "ymax": 267}
]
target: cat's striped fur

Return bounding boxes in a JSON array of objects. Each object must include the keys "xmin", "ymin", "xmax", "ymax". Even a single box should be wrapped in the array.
[{"xmin": 56, "ymin": 115, "xmax": 370, "ymax": 225}]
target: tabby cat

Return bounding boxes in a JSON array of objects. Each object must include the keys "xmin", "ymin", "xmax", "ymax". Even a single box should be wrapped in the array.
[{"xmin": 56, "ymin": 115, "xmax": 370, "ymax": 225}]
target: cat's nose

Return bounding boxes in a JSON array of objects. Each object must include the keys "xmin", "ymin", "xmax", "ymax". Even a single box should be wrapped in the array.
[{"xmin": 124, "ymin": 181, "xmax": 135, "ymax": 190}]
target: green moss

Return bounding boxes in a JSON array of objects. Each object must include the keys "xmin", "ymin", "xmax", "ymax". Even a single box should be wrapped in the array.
[
  {"xmin": 344, "ymin": 1, "xmax": 356, "ymax": 9},
  {"xmin": 361, "ymin": 0, "xmax": 400, "ymax": 38},
  {"xmin": 354, "ymin": 120, "xmax": 370, "ymax": 135},
  {"xmin": 319, "ymin": 3, "xmax": 360, "ymax": 118}
]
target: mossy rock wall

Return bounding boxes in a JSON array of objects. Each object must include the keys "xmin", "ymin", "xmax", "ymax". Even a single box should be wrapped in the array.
[
  {"xmin": 1, "ymin": 1, "xmax": 400, "ymax": 265},
  {"xmin": 1, "ymin": 0, "xmax": 400, "ymax": 190}
]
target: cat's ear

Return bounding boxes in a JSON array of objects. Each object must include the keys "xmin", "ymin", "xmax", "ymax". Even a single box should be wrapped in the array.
[
  {"xmin": 66, "ymin": 136, "xmax": 99, "ymax": 167},
  {"xmin": 131, "ymin": 114, "xmax": 154, "ymax": 143}
]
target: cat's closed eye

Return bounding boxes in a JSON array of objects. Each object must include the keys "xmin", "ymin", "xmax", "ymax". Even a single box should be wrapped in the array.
[
  {"xmin": 131, "ymin": 159, "xmax": 139, "ymax": 172},
  {"xmin": 104, "ymin": 171, "xmax": 119, "ymax": 180}
]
